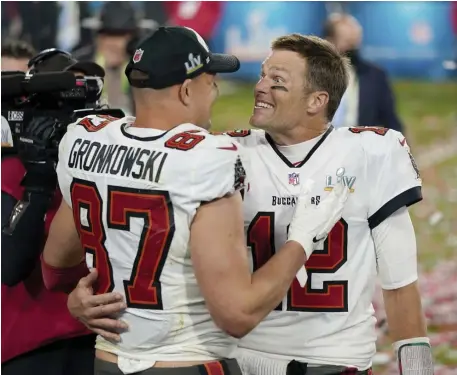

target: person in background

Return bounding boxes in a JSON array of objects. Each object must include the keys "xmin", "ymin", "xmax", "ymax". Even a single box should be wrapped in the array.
[
  {"xmin": 1, "ymin": 49, "xmax": 104, "ymax": 375},
  {"xmin": 74, "ymin": 1, "xmax": 155, "ymax": 115},
  {"xmin": 2, "ymin": 2, "xmax": 59, "ymax": 52},
  {"xmin": 1, "ymin": 2, "xmax": 16, "ymax": 38},
  {"xmin": 143, "ymin": 2, "xmax": 169, "ymax": 29},
  {"xmin": 323, "ymin": 13, "xmax": 403, "ymax": 133},
  {"xmin": 75, "ymin": 2, "xmax": 103, "ymax": 50},
  {"xmin": 56, "ymin": 2, "xmax": 81, "ymax": 53},
  {"xmin": 76, "ymin": 2, "xmax": 167, "ymax": 54},
  {"xmin": 1, "ymin": 39, "xmax": 35, "ymax": 72}
]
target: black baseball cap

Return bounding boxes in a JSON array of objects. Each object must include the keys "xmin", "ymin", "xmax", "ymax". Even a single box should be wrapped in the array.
[
  {"xmin": 125, "ymin": 26, "xmax": 240, "ymax": 90},
  {"xmin": 28, "ymin": 49, "xmax": 105, "ymax": 78}
]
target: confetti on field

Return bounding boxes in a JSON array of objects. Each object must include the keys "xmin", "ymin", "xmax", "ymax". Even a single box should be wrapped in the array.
[{"xmin": 373, "ymin": 261, "xmax": 457, "ymax": 374}]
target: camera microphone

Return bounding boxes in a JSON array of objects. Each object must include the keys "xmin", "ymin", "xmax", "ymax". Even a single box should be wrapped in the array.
[
  {"xmin": 1, "ymin": 75, "xmax": 26, "ymax": 97},
  {"xmin": 26, "ymin": 72, "xmax": 76, "ymax": 93},
  {"xmin": 1, "ymin": 72, "xmax": 76, "ymax": 98}
]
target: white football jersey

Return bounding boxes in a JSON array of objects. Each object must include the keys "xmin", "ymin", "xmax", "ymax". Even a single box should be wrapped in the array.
[
  {"xmin": 229, "ymin": 126, "xmax": 422, "ymax": 370},
  {"xmin": 57, "ymin": 116, "xmax": 246, "ymax": 363}
]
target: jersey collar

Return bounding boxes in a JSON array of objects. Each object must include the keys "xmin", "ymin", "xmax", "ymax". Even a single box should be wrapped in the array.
[{"xmin": 265, "ymin": 125, "xmax": 334, "ymax": 168}]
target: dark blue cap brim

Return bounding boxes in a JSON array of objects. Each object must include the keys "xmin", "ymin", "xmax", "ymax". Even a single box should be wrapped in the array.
[{"xmin": 207, "ymin": 53, "xmax": 240, "ymax": 74}]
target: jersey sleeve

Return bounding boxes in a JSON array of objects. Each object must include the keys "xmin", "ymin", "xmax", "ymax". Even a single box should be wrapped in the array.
[
  {"xmin": 56, "ymin": 131, "xmax": 74, "ymax": 207},
  {"xmin": 191, "ymin": 140, "xmax": 247, "ymax": 203},
  {"xmin": 365, "ymin": 130, "xmax": 422, "ymax": 229}
]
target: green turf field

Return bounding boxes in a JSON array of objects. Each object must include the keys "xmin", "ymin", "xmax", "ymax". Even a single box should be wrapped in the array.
[{"xmin": 212, "ymin": 80, "xmax": 457, "ymax": 371}]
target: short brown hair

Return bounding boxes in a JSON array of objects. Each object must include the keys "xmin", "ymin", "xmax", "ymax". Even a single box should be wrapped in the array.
[
  {"xmin": 271, "ymin": 34, "xmax": 350, "ymax": 121},
  {"xmin": 1, "ymin": 39, "xmax": 35, "ymax": 60},
  {"xmin": 127, "ymin": 69, "xmax": 150, "ymax": 93},
  {"xmin": 128, "ymin": 68, "xmax": 149, "ymax": 81}
]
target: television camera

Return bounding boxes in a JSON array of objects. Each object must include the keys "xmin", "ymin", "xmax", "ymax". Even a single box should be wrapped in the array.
[{"xmin": 1, "ymin": 70, "xmax": 124, "ymax": 162}]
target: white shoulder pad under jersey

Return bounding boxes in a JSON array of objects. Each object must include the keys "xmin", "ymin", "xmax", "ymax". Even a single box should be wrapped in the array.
[
  {"xmin": 57, "ymin": 115, "xmax": 247, "ymax": 206},
  {"xmin": 347, "ymin": 126, "xmax": 422, "ymax": 229}
]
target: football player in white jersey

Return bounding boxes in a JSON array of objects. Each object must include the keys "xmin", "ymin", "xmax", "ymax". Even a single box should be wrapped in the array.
[
  {"xmin": 66, "ymin": 33, "xmax": 433, "ymax": 375},
  {"xmin": 231, "ymin": 35, "xmax": 431, "ymax": 375},
  {"xmin": 41, "ymin": 28, "xmax": 350, "ymax": 375}
]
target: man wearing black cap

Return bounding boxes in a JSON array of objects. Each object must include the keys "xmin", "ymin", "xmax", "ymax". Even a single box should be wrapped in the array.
[
  {"xmin": 74, "ymin": 1, "xmax": 156, "ymax": 114},
  {"xmin": 1, "ymin": 49, "xmax": 104, "ymax": 375},
  {"xmin": 42, "ymin": 26, "xmax": 347, "ymax": 375}
]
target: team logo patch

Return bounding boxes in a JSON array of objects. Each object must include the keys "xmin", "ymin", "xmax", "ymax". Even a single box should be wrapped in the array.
[
  {"xmin": 398, "ymin": 137, "xmax": 421, "ymax": 180},
  {"xmin": 133, "ymin": 49, "xmax": 144, "ymax": 63},
  {"xmin": 185, "ymin": 53, "xmax": 204, "ymax": 75},
  {"xmin": 288, "ymin": 172, "xmax": 300, "ymax": 186},
  {"xmin": 234, "ymin": 156, "xmax": 246, "ymax": 191},
  {"xmin": 8, "ymin": 111, "xmax": 24, "ymax": 121},
  {"xmin": 325, "ymin": 167, "xmax": 356, "ymax": 193}
]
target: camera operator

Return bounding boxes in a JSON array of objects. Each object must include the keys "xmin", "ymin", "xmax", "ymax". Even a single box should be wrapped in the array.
[{"xmin": 1, "ymin": 49, "xmax": 105, "ymax": 375}]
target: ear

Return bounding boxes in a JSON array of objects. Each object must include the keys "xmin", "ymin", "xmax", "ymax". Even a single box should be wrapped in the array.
[
  {"xmin": 306, "ymin": 91, "xmax": 329, "ymax": 116},
  {"xmin": 178, "ymin": 79, "xmax": 192, "ymax": 106}
]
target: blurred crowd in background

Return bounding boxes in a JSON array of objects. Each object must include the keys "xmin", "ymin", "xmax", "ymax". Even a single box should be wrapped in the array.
[
  {"xmin": 2, "ymin": 1, "xmax": 456, "ymax": 117},
  {"xmin": 1, "ymin": 1, "xmax": 227, "ymax": 115},
  {"xmin": 1, "ymin": 1, "xmax": 457, "ymax": 375}
]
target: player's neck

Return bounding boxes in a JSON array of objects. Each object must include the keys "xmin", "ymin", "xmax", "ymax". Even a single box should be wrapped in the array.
[
  {"xmin": 268, "ymin": 120, "xmax": 329, "ymax": 146},
  {"xmin": 133, "ymin": 104, "xmax": 194, "ymax": 131}
]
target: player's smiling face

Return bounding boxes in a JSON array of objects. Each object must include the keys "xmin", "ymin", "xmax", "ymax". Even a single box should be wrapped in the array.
[{"xmin": 250, "ymin": 49, "xmax": 308, "ymax": 132}]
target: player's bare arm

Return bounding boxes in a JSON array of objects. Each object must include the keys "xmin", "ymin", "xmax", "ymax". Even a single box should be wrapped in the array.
[
  {"xmin": 41, "ymin": 200, "xmax": 88, "ymax": 291},
  {"xmin": 43, "ymin": 200, "xmax": 83, "ymax": 267},
  {"xmin": 190, "ymin": 192, "xmax": 303, "ymax": 338},
  {"xmin": 191, "ymin": 181, "xmax": 348, "ymax": 338},
  {"xmin": 383, "ymin": 282, "xmax": 427, "ymax": 340},
  {"xmin": 373, "ymin": 206, "xmax": 432, "ymax": 374}
]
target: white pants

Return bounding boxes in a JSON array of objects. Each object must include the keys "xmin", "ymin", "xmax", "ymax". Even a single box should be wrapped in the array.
[
  {"xmin": 236, "ymin": 349, "xmax": 289, "ymax": 375},
  {"xmin": 236, "ymin": 349, "xmax": 366, "ymax": 375}
]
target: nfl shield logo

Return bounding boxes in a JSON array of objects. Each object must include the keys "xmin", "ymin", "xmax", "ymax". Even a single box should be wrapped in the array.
[
  {"xmin": 288, "ymin": 172, "xmax": 300, "ymax": 186},
  {"xmin": 133, "ymin": 49, "xmax": 144, "ymax": 63}
]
